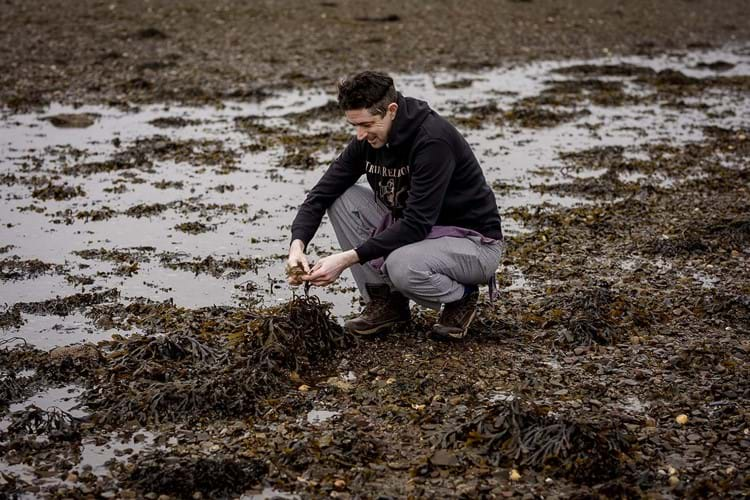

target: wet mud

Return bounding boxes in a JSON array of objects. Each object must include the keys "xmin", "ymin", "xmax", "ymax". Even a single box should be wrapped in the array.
[{"xmin": 2, "ymin": 39, "xmax": 750, "ymax": 498}]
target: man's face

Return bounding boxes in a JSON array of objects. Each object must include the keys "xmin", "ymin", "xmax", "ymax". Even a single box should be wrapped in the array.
[{"xmin": 345, "ymin": 103, "xmax": 397, "ymax": 149}]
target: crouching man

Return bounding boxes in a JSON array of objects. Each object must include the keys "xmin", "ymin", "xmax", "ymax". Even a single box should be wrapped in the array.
[{"xmin": 287, "ymin": 71, "xmax": 504, "ymax": 339}]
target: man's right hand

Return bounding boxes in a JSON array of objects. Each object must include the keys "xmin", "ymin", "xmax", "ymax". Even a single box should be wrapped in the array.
[{"xmin": 287, "ymin": 239, "xmax": 311, "ymax": 285}]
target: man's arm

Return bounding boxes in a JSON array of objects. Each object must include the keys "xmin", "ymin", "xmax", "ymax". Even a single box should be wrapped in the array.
[
  {"xmin": 290, "ymin": 137, "xmax": 365, "ymax": 250},
  {"xmin": 287, "ymin": 137, "xmax": 364, "ymax": 285}
]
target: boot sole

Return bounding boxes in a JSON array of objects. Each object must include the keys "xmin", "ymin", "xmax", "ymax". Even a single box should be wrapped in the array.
[{"xmin": 346, "ymin": 320, "xmax": 408, "ymax": 336}]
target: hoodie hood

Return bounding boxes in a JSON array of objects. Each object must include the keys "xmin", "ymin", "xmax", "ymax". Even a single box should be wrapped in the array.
[{"xmin": 387, "ymin": 93, "xmax": 432, "ymax": 148}]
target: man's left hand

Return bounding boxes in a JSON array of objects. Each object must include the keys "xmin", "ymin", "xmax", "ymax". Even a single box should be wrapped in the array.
[{"xmin": 304, "ymin": 250, "xmax": 359, "ymax": 286}]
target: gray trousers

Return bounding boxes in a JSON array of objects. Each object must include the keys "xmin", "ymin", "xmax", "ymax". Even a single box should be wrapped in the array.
[{"xmin": 327, "ymin": 184, "xmax": 504, "ymax": 310}]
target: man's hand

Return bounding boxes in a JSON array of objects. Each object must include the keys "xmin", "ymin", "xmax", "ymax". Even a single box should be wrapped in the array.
[
  {"xmin": 304, "ymin": 250, "xmax": 359, "ymax": 287},
  {"xmin": 287, "ymin": 239, "xmax": 311, "ymax": 286}
]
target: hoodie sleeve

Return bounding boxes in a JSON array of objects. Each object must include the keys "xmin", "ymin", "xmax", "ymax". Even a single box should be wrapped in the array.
[
  {"xmin": 290, "ymin": 137, "xmax": 365, "ymax": 249},
  {"xmin": 354, "ymin": 139, "xmax": 455, "ymax": 263}
]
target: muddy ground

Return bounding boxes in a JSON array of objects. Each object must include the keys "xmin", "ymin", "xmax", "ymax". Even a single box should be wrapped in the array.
[
  {"xmin": 2, "ymin": 1, "xmax": 750, "ymax": 499},
  {"xmin": 2, "ymin": 0, "xmax": 750, "ymax": 109}
]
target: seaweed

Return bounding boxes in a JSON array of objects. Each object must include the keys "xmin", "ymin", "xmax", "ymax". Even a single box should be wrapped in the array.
[
  {"xmin": 5, "ymin": 405, "xmax": 83, "ymax": 441},
  {"xmin": 83, "ymin": 296, "xmax": 350, "ymax": 425},
  {"xmin": 0, "ymin": 257, "xmax": 59, "ymax": 281},
  {"xmin": 0, "ymin": 372, "xmax": 25, "ymax": 405},
  {"xmin": 174, "ymin": 221, "xmax": 213, "ymax": 234},
  {"xmin": 31, "ymin": 183, "xmax": 85, "ymax": 200},
  {"xmin": 529, "ymin": 282, "xmax": 654, "ymax": 346},
  {"xmin": 438, "ymin": 399, "xmax": 631, "ymax": 484},
  {"xmin": 10, "ymin": 289, "xmax": 120, "ymax": 318},
  {"xmin": 125, "ymin": 452, "xmax": 267, "ymax": 498}
]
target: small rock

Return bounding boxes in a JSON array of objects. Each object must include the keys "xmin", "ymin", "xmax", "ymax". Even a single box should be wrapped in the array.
[
  {"xmin": 325, "ymin": 377, "xmax": 353, "ymax": 392},
  {"xmin": 430, "ymin": 450, "xmax": 459, "ymax": 467},
  {"xmin": 333, "ymin": 479, "xmax": 346, "ymax": 490},
  {"xmin": 65, "ymin": 472, "xmax": 78, "ymax": 482},
  {"xmin": 675, "ymin": 414, "xmax": 689, "ymax": 425},
  {"xmin": 47, "ymin": 113, "xmax": 98, "ymax": 128},
  {"xmin": 669, "ymin": 475, "xmax": 679, "ymax": 487}
]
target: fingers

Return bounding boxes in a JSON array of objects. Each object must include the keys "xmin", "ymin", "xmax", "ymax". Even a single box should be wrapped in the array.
[{"xmin": 303, "ymin": 266, "xmax": 333, "ymax": 286}]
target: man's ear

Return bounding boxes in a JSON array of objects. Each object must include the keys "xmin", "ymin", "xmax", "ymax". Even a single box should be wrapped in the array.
[{"xmin": 388, "ymin": 102, "xmax": 398, "ymax": 119}]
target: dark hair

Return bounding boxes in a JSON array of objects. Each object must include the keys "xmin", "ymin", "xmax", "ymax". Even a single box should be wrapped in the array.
[{"xmin": 337, "ymin": 71, "xmax": 397, "ymax": 117}]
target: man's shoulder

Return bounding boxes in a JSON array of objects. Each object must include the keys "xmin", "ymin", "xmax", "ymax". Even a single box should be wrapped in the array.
[{"xmin": 413, "ymin": 111, "xmax": 462, "ymax": 146}]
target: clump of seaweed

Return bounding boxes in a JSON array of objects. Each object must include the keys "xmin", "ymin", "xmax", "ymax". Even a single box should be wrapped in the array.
[
  {"xmin": 109, "ymin": 333, "xmax": 220, "ymax": 370},
  {"xmin": 124, "ymin": 452, "xmax": 267, "ymax": 498},
  {"xmin": 236, "ymin": 295, "xmax": 350, "ymax": 372},
  {"xmin": 6, "ymin": 405, "xmax": 83, "ymax": 441},
  {"xmin": 11, "ymin": 289, "xmax": 119, "ymax": 318},
  {"xmin": 125, "ymin": 202, "xmax": 169, "ymax": 218},
  {"xmin": 174, "ymin": 221, "xmax": 212, "ymax": 234},
  {"xmin": 158, "ymin": 253, "xmax": 265, "ymax": 278},
  {"xmin": 74, "ymin": 247, "xmax": 155, "ymax": 270},
  {"xmin": 75, "ymin": 206, "xmax": 117, "ymax": 221},
  {"xmin": 148, "ymin": 116, "xmax": 202, "ymax": 128},
  {"xmin": 0, "ymin": 307, "xmax": 24, "ymax": 329},
  {"xmin": 552, "ymin": 63, "xmax": 656, "ymax": 78},
  {"xmin": 120, "ymin": 135, "xmax": 237, "ymax": 167},
  {"xmin": 0, "ymin": 257, "xmax": 60, "ymax": 281},
  {"xmin": 532, "ymin": 170, "xmax": 650, "ymax": 200},
  {"xmin": 84, "ymin": 296, "xmax": 349, "ymax": 425},
  {"xmin": 504, "ymin": 104, "xmax": 588, "ymax": 128},
  {"xmin": 31, "ymin": 183, "xmax": 85, "ymax": 200},
  {"xmin": 527, "ymin": 282, "xmax": 653, "ymax": 346},
  {"xmin": 438, "ymin": 398, "xmax": 631, "ymax": 484},
  {"xmin": 0, "ymin": 372, "xmax": 25, "ymax": 405},
  {"xmin": 283, "ymin": 99, "xmax": 341, "ymax": 123}
]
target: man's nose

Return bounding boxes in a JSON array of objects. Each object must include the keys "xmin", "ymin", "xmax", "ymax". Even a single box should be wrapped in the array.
[{"xmin": 356, "ymin": 126, "xmax": 368, "ymax": 140}]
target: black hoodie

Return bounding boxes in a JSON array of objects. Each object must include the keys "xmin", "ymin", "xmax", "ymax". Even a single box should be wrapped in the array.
[{"xmin": 290, "ymin": 93, "xmax": 503, "ymax": 264}]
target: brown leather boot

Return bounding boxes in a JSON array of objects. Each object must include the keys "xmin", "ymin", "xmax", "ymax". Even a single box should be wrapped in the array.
[
  {"xmin": 344, "ymin": 284, "xmax": 410, "ymax": 336},
  {"xmin": 432, "ymin": 291, "xmax": 479, "ymax": 339}
]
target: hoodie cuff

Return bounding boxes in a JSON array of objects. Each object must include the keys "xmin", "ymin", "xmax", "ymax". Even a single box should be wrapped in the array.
[{"xmin": 354, "ymin": 243, "xmax": 377, "ymax": 264}]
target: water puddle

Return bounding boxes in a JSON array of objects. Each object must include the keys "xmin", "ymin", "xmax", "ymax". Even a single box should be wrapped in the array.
[
  {"xmin": 0, "ymin": 312, "xmax": 136, "ymax": 351},
  {"xmin": 619, "ymin": 395, "xmax": 650, "ymax": 414},
  {"xmin": 2, "ymin": 43, "xmax": 748, "ymax": 334},
  {"xmin": 241, "ymin": 487, "xmax": 299, "ymax": 499},
  {"xmin": 77, "ymin": 430, "xmax": 164, "ymax": 475},
  {"xmin": 486, "ymin": 391, "xmax": 517, "ymax": 403},
  {"xmin": 306, "ymin": 409, "xmax": 340, "ymax": 425}
]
